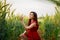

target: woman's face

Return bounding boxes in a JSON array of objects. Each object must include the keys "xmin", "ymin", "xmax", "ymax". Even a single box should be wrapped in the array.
[{"xmin": 29, "ymin": 13, "xmax": 34, "ymax": 19}]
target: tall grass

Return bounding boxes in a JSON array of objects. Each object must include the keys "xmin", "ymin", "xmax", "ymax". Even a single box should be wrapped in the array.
[
  {"xmin": 43, "ymin": 7, "xmax": 60, "ymax": 40},
  {"xmin": 0, "ymin": 0, "xmax": 25, "ymax": 40},
  {"xmin": 0, "ymin": 0, "xmax": 9, "ymax": 40}
]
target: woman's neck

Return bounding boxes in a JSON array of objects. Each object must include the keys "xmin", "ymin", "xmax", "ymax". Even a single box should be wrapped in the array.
[{"xmin": 31, "ymin": 19, "xmax": 34, "ymax": 23}]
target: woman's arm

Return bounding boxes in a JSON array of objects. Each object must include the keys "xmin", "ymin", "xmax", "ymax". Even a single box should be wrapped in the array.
[
  {"xmin": 23, "ymin": 31, "xmax": 26, "ymax": 34},
  {"xmin": 20, "ymin": 31, "xmax": 26, "ymax": 37},
  {"xmin": 21, "ymin": 21, "xmax": 36, "ymax": 30},
  {"xmin": 20, "ymin": 15, "xmax": 36, "ymax": 30}
]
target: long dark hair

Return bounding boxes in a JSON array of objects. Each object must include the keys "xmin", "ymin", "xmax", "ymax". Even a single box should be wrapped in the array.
[{"xmin": 28, "ymin": 11, "xmax": 39, "ymax": 27}]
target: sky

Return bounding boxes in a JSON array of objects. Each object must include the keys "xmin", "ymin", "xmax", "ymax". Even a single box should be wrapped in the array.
[{"xmin": 7, "ymin": 0, "xmax": 56, "ymax": 17}]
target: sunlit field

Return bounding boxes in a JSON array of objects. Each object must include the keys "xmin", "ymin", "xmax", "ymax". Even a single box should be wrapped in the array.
[{"xmin": 0, "ymin": 0, "xmax": 60, "ymax": 40}]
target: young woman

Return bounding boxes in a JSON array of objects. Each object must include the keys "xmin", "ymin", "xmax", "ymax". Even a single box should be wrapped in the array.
[{"xmin": 19, "ymin": 11, "xmax": 41, "ymax": 40}]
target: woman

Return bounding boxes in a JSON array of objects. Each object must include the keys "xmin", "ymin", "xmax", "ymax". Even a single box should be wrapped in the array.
[{"xmin": 19, "ymin": 11, "xmax": 41, "ymax": 40}]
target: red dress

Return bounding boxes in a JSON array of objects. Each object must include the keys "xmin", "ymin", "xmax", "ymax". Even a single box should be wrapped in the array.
[{"xmin": 25, "ymin": 20, "xmax": 41, "ymax": 40}]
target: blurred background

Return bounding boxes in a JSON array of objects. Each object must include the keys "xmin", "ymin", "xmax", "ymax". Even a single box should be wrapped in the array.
[{"xmin": 0, "ymin": 0, "xmax": 60, "ymax": 40}]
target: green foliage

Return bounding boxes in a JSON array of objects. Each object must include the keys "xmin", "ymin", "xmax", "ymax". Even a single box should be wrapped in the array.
[
  {"xmin": 44, "ymin": 15, "xmax": 55, "ymax": 40},
  {"xmin": 6, "ymin": 16, "xmax": 25, "ymax": 40},
  {"xmin": 0, "ymin": 0, "xmax": 9, "ymax": 40},
  {"xmin": 0, "ymin": 0, "xmax": 25, "ymax": 40},
  {"xmin": 43, "ymin": 7, "xmax": 60, "ymax": 40}
]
